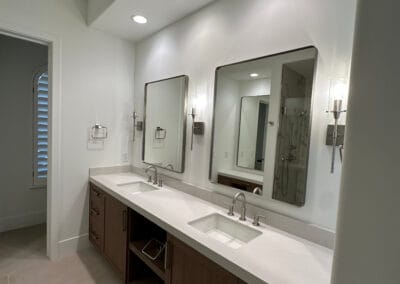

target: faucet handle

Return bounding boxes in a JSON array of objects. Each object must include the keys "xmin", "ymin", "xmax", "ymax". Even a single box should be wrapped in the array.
[
  {"xmin": 252, "ymin": 214, "xmax": 267, "ymax": 226},
  {"xmin": 158, "ymin": 174, "xmax": 163, "ymax": 187},
  {"xmin": 147, "ymin": 175, "xmax": 152, "ymax": 183},
  {"xmin": 227, "ymin": 203, "xmax": 235, "ymax": 216}
]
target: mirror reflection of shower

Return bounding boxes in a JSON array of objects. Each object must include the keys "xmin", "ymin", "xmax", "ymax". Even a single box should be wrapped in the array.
[
  {"xmin": 210, "ymin": 47, "xmax": 317, "ymax": 204},
  {"xmin": 272, "ymin": 59, "xmax": 315, "ymax": 206}
]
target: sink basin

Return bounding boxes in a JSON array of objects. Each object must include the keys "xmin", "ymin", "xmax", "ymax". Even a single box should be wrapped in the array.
[
  {"xmin": 117, "ymin": 182, "xmax": 159, "ymax": 195},
  {"xmin": 188, "ymin": 213, "xmax": 262, "ymax": 248}
]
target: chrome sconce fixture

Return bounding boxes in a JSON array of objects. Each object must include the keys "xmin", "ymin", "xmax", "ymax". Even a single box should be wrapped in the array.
[
  {"xmin": 189, "ymin": 107, "xmax": 205, "ymax": 150},
  {"xmin": 326, "ymin": 80, "xmax": 348, "ymax": 173},
  {"xmin": 132, "ymin": 111, "xmax": 143, "ymax": 141}
]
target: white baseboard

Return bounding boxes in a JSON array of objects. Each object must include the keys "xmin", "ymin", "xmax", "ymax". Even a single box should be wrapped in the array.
[
  {"xmin": 58, "ymin": 233, "xmax": 90, "ymax": 259},
  {"xmin": 0, "ymin": 210, "xmax": 46, "ymax": 233}
]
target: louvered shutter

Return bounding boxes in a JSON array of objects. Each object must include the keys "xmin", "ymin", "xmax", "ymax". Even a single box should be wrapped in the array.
[{"xmin": 33, "ymin": 72, "xmax": 48, "ymax": 186}]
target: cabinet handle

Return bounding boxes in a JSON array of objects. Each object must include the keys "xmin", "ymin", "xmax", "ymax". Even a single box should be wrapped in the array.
[
  {"xmin": 90, "ymin": 208, "xmax": 99, "ymax": 216},
  {"xmin": 90, "ymin": 232, "xmax": 99, "ymax": 240},
  {"xmin": 92, "ymin": 188, "xmax": 101, "ymax": 197},
  {"xmin": 164, "ymin": 241, "xmax": 171, "ymax": 270},
  {"xmin": 122, "ymin": 210, "xmax": 127, "ymax": 232}
]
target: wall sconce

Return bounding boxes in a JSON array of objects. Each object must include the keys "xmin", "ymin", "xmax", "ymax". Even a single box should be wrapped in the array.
[
  {"xmin": 132, "ymin": 111, "xmax": 143, "ymax": 141},
  {"xmin": 189, "ymin": 96, "xmax": 206, "ymax": 151},
  {"xmin": 326, "ymin": 80, "xmax": 348, "ymax": 173}
]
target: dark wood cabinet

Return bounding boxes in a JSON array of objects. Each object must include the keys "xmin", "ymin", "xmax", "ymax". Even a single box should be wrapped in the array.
[
  {"xmin": 104, "ymin": 194, "xmax": 128, "ymax": 278},
  {"xmin": 166, "ymin": 235, "xmax": 242, "ymax": 284},
  {"xmin": 89, "ymin": 185, "xmax": 105, "ymax": 251},
  {"xmin": 89, "ymin": 183, "xmax": 128, "ymax": 281},
  {"xmin": 89, "ymin": 183, "xmax": 246, "ymax": 284}
]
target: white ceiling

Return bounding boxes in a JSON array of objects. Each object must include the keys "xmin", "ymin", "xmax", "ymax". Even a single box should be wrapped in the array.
[
  {"xmin": 88, "ymin": 0, "xmax": 215, "ymax": 42},
  {"xmin": 219, "ymin": 58, "xmax": 274, "ymax": 81},
  {"xmin": 219, "ymin": 56, "xmax": 315, "ymax": 81}
]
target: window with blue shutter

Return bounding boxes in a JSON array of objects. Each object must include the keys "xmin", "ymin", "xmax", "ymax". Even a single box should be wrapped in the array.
[{"xmin": 33, "ymin": 71, "xmax": 48, "ymax": 186}]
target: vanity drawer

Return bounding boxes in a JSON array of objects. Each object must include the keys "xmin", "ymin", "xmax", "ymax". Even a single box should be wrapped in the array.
[
  {"xmin": 90, "ymin": 184, "xmax": 105, "ymax": 211},
  {"xmin": 89, "ymin": 184, "xmax": 105, "ymax": 251},
  {"xmin": 90, "ymin": 202, "xmax": 104, "ymax": 220},
  {"xmin": 89, "ymin": 211, "xmax": 104, "ymax": 251}
]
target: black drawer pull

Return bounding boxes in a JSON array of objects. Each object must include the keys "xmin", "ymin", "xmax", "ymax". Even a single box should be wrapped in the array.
[
  {"xmin": 90, "ymin": 208, "xmax": 100, "ymax": 216},
  {"xmin": 90, "ymin": 232, "xmax": 99, "ymax": 240}
]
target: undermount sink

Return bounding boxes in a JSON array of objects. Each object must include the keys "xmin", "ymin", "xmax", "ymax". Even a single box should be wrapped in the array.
[
  {"xmin": 117, "ymin": 181, "xmax": 159, "ymax": 195},
  {"xmin": 188, "ymin": 213, "xmax": 262, "ymax": 249}
]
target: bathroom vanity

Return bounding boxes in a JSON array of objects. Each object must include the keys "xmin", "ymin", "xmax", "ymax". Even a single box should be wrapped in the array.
[
  {"xmin": 89, "ymin": 171, "xmax": 332, "ymax": 284},
  {"xmin": 89, "ymin": 182, "xmax": 244, "ymax": 284}
]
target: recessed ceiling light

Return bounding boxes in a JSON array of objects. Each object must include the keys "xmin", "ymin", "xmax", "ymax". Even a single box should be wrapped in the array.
[
  {"xmin": 250, "ymin": 73, "xmax": 259, "ymax": 77},
  {"xmin": 132, "ymin": 15, "xmax": 147, "ymax": 24}
]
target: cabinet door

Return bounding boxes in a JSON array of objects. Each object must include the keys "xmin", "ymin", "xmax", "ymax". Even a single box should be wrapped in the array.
[
  {"xmin": 104, "ymin": 194, "xmax": 128, "ymax": 278},
  {"xmin": 166, "ymin": 236, "xmax": 240, "ymax": 284}
]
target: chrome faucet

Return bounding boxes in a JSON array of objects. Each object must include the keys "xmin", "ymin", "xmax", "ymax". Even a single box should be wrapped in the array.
[
  {"xmin": 252, "ymin": 187, "xmax": 263, "ymax": 195},
  {"xmin": 252, "ymin": 214, "xmax": 267, "ymax": 226},
  {"xmin": 145, "ymin": 165, "xmax": 158, "ymax": 185},
  {"xmin": 229, "ymin": 192, "xmax": 247, "ymax": 221}
]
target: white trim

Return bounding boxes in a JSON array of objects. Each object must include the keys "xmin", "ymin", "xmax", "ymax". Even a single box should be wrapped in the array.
[
  {"xmin": 0, "ymin": 19, "xmax": 62, "ymax": 261},
  {"xmin": 58, "ymin": 234, "xmax": 90, "ymax": 259},
  {"xmin": 0, "ymin": 211, "xmax": 46, "ymax": 233}
]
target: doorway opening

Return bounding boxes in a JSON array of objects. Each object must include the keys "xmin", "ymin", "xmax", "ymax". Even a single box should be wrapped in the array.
[{"xmin": 0, "ymin": 33, "xmax": 49, "ymax": 261}]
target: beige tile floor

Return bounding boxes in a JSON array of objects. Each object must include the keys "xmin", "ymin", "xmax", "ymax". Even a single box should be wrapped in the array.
[{"xmin": 0, "ymin": 224, "xmax": 122, "ymax": 284}]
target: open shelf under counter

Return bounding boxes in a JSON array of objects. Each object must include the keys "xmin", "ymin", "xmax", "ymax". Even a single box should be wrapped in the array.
[
  {"xmin": 129, "ymin": 240, "xmax": 166, "ymax": 281},
  {"xmin": 128, "ymin": 275, "xmax": 164, "ymax": 284}
]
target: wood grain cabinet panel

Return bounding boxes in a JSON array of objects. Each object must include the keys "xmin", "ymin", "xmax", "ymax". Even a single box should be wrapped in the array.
[
  {"xmin": 89, "ymin": 211, "xmax": 104, "ymax": 251},
  {"xmin": 89, "ymin": 184, "xmax": 105, "ymax": 251},
  {"xmin": 89, "ymin": 183, "xmax": 128, "ymax": 281},
  {"xmin": 166, "ymin": 235, "xmax": 242, "ymax": 284},
  {"xmin": 90, "ymin": 184, "xmax": 105, "ymax": 211},
  {"xmin": 104, "ymin": 194, "xmax": 128, "ymax": 278}
]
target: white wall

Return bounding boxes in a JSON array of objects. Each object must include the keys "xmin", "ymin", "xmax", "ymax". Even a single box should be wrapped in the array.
[
  {"xmin": 240, "ymin": 79, "xmax": 271, "ymax": 99},
  {"xmin": 237, "ymin": 79, "xmax": 270, "ymax": 169},
  {"xmin": 0, "ymin": 35, "xmax": 48, "ymax": 232},
  {"xmin": 332, "ymin": 0, "xmax": 400, "ymax": 283},
  {"xmin": 237, "ymin": 94, "xmax": 269, "ymax": 169},
  {"xmin": 211, "ymin": 75, "xmax": 240, "ymax": 180},
  {"xmin": 87, "ymin": 0, "xmax": 115, "ymax": 24},
  {"xmin": 133, "ymin": 0, "xmax": 356, "ymax": 230},
  {"xmin": 214, "ymin": 77, "xmax": 271, "ymax": 171},
  {"xmin": 0, "ymin": 0, "xmax": 135, "ymax": 256}
]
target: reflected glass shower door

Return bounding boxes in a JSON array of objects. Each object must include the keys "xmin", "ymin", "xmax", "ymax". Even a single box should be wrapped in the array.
[{"xmin": 272, "ymin": 63, "xmax": 312, "ymax": 206}]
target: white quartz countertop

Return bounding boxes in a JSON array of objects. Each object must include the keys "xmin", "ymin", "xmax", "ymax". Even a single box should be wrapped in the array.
[{"xmin": 89, "ymin": 172, "xmax": 333, "ymax": 284}]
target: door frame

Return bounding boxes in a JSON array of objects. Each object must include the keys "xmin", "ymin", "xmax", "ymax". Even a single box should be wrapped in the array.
[{"xmin": 0, "ymin": 20, "xmax": 62, "ymax": 260}]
